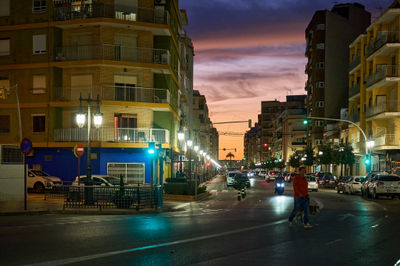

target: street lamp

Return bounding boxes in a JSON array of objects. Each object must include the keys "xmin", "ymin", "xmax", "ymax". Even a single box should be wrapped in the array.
[{"xmin": 76, "ymin": 94, "xmax": 102, "ymax": 191}]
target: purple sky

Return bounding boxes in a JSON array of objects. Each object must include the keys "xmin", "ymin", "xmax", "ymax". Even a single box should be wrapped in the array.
[{"xmin": 179, "ymin": 0, "xmax": 393, "ymax": 160}]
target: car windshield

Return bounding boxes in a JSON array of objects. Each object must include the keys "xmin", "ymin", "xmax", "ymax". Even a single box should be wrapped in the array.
[
  {"xmin": 355, "ymin": 177, "xmax": 364, "ymax": 182},
  {"xmin": 31, "ymin": 170, "xmax": 50, "ymax": 176},
  {"xmin": 378, "ymin": 175, "xmax": 400, "ymax": 181},
  {"xmin": 308, "ymin": 177, "xmax": 316, "ymax": 181},
  {"xmin": 228, "ymin": 172, "xmax": 237, "ymax": 177}
]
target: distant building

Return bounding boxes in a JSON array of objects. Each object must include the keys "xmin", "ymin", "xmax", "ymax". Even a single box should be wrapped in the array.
[
  {"xmin": 305, "ymin": 3, "xmax": 371, "ymax": 149},
  {"xmin": 244, "ymin": 123, "xmax": 259, "ymax": 165}
]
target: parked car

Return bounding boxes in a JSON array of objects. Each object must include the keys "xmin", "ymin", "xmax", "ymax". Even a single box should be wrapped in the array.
[
  {"xmin": 258, "ymin": 171, "xmax": 267, "ymax": 178},
  {"xmin": 336, "ymin": 176, "xmax": 351, "ymax": 193},
  {"xmin": 227, "ymin": 171, "xmax": 239, "ymax": 186},
  {"xmin": 233, "ymin": 173, "xmax": 250, "ymax": 188},
  {"xmin": 28, "ymin": 169, "xmax": 63, "ymax": 193},
  {"xmin": 315, "ymin": 172, "xmax": 326, "ymax": 184},
  {"xmin": 72, "ymin": 175, "xmax": 121, "ymax": 187},
  {"xmin": 367, "ymin": 174, "xmax": 400, "ymax": 199},
  {"xmin": 361, "ymin": 171, "xmax": 388, "ymax": 198},
  {"xmin": 307, "ymin": 176, "xmax": 318, "ymax": 192},
  {"xmin": 344, "ymin": 176, "xmax": 365, "ymax": 194}
]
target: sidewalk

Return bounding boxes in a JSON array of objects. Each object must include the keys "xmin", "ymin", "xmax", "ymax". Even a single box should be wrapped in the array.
[{"xmin": 0, "ymin": 176, "xmax": 220, "ymax": 216}]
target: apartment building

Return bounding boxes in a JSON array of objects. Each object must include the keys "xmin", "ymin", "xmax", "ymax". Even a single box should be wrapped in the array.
[
  {"xmin": 0, "ymin": 0, "xmax": 191, "ymax": 183},
  {"xmin": 348, "ymin": 0, "xmax": 400, "ymax": 174},
  {"xmin": 244, "ymin": 123, "xmax": 259, "ymax": 165},
  {"xmin": 305, "ymin": 3, "xmax": 371, "ymax": 149}
]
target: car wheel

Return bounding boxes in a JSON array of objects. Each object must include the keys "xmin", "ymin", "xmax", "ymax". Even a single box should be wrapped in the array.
[
  {"xmin": 34, "ymin": 182, "xmax": 45, "ymax": 193},
  {"xmin": 336, "ymin": 188, "xmax": 340, "ymax": 193}
]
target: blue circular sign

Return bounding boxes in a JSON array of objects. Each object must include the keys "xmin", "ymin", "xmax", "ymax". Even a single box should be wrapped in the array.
[{"xmin": 20, "ymin": 138, "xmax": 33, "ymax": 155}]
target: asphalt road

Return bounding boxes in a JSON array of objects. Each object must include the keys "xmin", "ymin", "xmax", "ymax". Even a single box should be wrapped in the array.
[{"xmin": 1, "ymin": 176, "xmax": 399, "ymax": 266}]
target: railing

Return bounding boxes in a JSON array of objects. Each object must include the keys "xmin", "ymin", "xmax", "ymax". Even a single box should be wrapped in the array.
[
  {"xmin": 55, "ymin": 44, "xmax": 170, "ymax": 65},
  {"xmin": 291, "ymin": 141, "xmax": 307, "ymax": 146},
  {"xmin": 365, "ymin": 103, "xmax": 395, "ymax": 117},
  {"xmin": 54, "ymin": 128, "xmax": 170, "ymax": 143},
  {"xmin": 349, "ymin": 55, "xmax": 361, "ymax": 71},
  {"xmin": 54, "ymin": 85, "xmax": 170, "ymax": 104},
  {"xmin": 348, "ymin": 112, "xmax": 360, "ymax": 123},
  {"xmin": 54, "ymin": 3, "xmax": 170, "ymax": 25},
  {"xmin": 366, "ymin": 31, "xmax": 399, "ymax": 57},
  {"xmin": 374, "ymin": 134, "xmax": 396, "ymax": 146},
  {"xmin": 349, "ymin": 83, "xmax": 360, "ymax": 98},
  {"xmin": 45, "ymin": 184, "xmax": 162, "ymax": 210},
  {"xmin": 366, "ymin": 65, "xmax": 399, "ymax": 88}
]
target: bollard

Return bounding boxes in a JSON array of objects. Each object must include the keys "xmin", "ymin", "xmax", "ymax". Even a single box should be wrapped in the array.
[
  {"xmin": 241, "ymin": 188, "xmax": 246, "ymax": 199},
  {"xmin": 237, "ymin": 190, "xmax": 241, "ymax": 201}
]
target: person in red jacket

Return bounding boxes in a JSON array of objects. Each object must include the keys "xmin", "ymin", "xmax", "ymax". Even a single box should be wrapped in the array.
[{"xmin": 288, "ymin": 166, "xmax": 312, "ymax": 228}]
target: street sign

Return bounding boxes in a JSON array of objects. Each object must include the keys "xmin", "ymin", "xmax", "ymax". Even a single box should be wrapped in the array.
[
  {"xmin": 74, "ymin": 144, "xmax": 85, "ymax": 157},
  {"xmin": 20, "ymin": 138, "xmax": 33, "ymax": 155}
]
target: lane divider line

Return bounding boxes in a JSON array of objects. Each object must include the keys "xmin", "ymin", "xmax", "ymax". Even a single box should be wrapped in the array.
[{"xmin": 23, "ymin": 219, "xmax": 287, "ymax": 266}]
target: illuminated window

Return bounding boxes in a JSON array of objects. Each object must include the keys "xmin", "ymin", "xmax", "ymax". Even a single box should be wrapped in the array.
[
  {"xmin": 32, "ymin": 75, "xmax": 46, "ymax": 94},
  {"xmin": 0, "ymin": 39, "xmax": 10, "ymax": 56},
  {"xmin": 33, "ymin": 34, "xmax": 46, "ymax": 54}
]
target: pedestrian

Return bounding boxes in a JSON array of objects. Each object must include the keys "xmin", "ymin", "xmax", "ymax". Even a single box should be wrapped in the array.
[{"xmin": 288, "ymin": 166, "xmax": 312, "ymax": 228}]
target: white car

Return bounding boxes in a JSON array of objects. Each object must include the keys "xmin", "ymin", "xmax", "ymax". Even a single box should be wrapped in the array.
[
  {"xmin": 367, "ymin": 174, "xmax": 400, "ymax": 199},
  {"xmin": 307, "ymin": 176, "xmax": 318, "ymax": 192},
  {"xmin": 72, "ymin": 175, "xmax": 121, "ymax": 186},
  {"xmin": 344, "ymin": 176, "xmax": 365, "ymax": 194},
  {"xmin": 28, "ymin": 169, "xmax": 63, "ymax": 193},
  {"xmin": 226, "ymin": 171, "xmax": 239, "ymax": 186}
]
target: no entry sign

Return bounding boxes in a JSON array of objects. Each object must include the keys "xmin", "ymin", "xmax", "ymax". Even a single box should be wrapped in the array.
[{"xmin": 74, "ymin": 144, "xmax": 85, "ymax": 157}]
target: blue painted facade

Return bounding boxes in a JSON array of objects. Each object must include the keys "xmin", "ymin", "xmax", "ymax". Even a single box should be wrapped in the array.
[{"xmin": 26, "ymin": 147, "xmax": 152, "ymax": 183}]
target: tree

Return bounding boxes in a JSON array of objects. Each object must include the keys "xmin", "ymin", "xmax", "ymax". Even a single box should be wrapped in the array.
[
  {"xmin": 343, "ymin": 144, "xmax": 355, "ymax": 175},
  {"xmin": 317, "ymin": 144, "xmax": 333, "ymax": 171},
  {"xmin": 303, "ymin": 145, "xmax": 315, "ymax": 168},
  {"xmin": 288, "ymin": 152, "xmax": 301, "ymax": 169}
]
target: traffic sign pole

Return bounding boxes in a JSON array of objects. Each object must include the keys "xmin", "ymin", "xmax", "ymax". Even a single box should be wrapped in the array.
[{"xmin": 20, "ymin": 138, "xmax": 32, "ymax": 211}]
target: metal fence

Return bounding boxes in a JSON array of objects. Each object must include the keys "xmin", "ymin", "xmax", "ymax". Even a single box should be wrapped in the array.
[{"xmin": 44, "ymin": 184, "xmax": 162, "ymax": 210}]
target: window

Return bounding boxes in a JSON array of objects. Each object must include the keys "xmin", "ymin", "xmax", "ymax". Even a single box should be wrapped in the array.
[
  {"xmin": 33, "ymin": 115, "xmax": 45, "ymax": 132},
  {"xmin": 316, "ymin": 81, "xmax": 325, "ymax": 88},
  {"xmin": 316, "ymin": 62, "xmax": 325, "ymax": 69},
  {"xmin": 316, "ymin": 43, "xmax": 325, "ymax": 49},
  {"xmin": 1, "ymin": 145, "xmax": 23, "ymax": 164},
  {"xmin": 33, "ymin": 0, "xmax": 46, "ymax": 13},
  {"xmin": 32, "ymin": 75, "xmax": 46, "ymax": 94},
  {"xmin": 0, "ymin": 115, "xmax": 10, "ymax": 133},
  {"xmin": 316, "ymin": 101, "xmax": 324, "ymax": 108},
  {"xmin": 0, "ymin": 0, "xmax": 10, "ymax": 16},
  {"xmin": 0, "ymin": 78, "xmax": 9, "ymax": 98},
  {"xmin": 0, "ymin": 39, "xmax": 10, "ymax": 56},
  {"xmin": 315, "ymin": 120, "xmax": 324, "ymax": 127},
  {"xmin": 33, "ymin": 34, "xmax": 46, "ymax": 54},
  {"xmin": 315, "ymin": 139, "xmax": 323, "ymax": 145},
  {"xmin": 107, "ymin": 162, "xmax": 145, "ymax": 184},
  {"xmin": 316, "ymin": 24, "xmax": 325, "ymax": 30},
  {"xmin": 114, "ymin": 74, "xmax": 137, "ymax": 102}
]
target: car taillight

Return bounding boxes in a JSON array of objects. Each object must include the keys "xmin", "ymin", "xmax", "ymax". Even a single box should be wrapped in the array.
[
  {"xmin": 353, "ymin": 182, "xmax": 359, "ymax": 184},
  {"xmin": 377, "ymin": 182, "xmax": 384, "ymax": 187}
]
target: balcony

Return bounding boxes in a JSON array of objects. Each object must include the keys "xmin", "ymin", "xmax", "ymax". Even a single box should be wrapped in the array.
[
  {"xmin": 55, "ymin": 44, "xmax": 170, "ymax": 65},
  {"xmin": 349, "ymin": 55, "xmax": 361, "ymax": 72},
  {"xmin": 54, "ymin": 3, "xmax": 170, "ymax": 25},
  {"xmin": 366, "ymin": 65, "xmax": 400, "ymax": 89},
  {"xmin": 374, "ymin": 134, "xmax": 398, "ymax": 149},
  {"xmin": 351, "ymin": 142, "xmax": 360, "ymax": 153},
  {"xmin": 348, "ymin": 112, "xmax": 360, "ymax": 123},
  {"xmin": 366, "ymin": 102, "xmax": 400, "ymax": 120},
  {"xmin": 54, "ymin": 128, "xmax": 170, "ymax": 143},
  {"xmin": 349, "ymin": 83, "xmax": 360, "ymax": 98},
  {"xmin": 54, "ymin": 85, "xmax": 170, "ymax": 104},
  {"xmin": 366, "ymin": 31, "xmax": 399, "ymax": 57}
]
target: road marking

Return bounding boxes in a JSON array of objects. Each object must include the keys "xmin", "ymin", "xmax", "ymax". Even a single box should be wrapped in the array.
[
  {"xmin": 338, "ymin": 213, "xmax": 355, "ymax": 221},
  {"xmin": 325, "ymin": 239, "xmax": 342, "ymax": 246},
  {"xmin": 371, "ymin": 224, "xmax": 379, "ymax": 228},
  {"xmin": 173, "ymin": 202, "xmax": 190, "ymax": 210},
  {"xmin": 24, "ymin": 219, "xmax": 287, "ymax": 266}
]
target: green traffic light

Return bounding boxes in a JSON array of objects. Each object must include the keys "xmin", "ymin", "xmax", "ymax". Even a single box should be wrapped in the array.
[{"xmin": 303, "ymin": 120, "xmax": 308, "ymax": 125}]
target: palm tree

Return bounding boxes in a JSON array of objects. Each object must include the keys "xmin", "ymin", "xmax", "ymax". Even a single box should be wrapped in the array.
[{"xmin": 226, "ymin": 152, "xmax": 235, "ymax": 167}]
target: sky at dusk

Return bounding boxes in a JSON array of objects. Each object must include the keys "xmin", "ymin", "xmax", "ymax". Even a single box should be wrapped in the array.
[{"xmin": 180, "ymin": 0, "xmax": 393, "ymax": 161}]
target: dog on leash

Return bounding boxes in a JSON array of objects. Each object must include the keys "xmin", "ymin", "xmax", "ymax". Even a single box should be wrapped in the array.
[{"xmin": 294, "ymin": 199, "xmax": 320, "ymax": 224}]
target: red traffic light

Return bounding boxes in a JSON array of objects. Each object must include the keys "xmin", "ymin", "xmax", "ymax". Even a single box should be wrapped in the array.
[{"xmin": 263, "ymin": 143, "xmax": 268, "ymax": 147}]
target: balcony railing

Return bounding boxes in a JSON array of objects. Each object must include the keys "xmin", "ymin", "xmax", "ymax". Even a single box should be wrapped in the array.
[
  {"xmin": 54, "ymin": 3, "xmax": 170, "ymax": 25},
  {"xmin": 349, "ymin": 55, "xmax": 361, "ymax": 71},
  {"xmin": 348, "ymin": 112, "xmax": 360, "ymax": 123},
  {"xmin": 54, "ymin": 85, "xmax": 170, "ymax": 104},
  {"xmin": 374, "ymin": 134, "xmax": 396, "ymax": 146},
  {"xmin": 55, "ymin": 44, "xmax": 170, "ymax": 65},
  {"xmin": 349, "ymin": 83, "xmax": 360, "ymax": 98},
  {"xmin": 366, "ymin": 31, "xmax": 399, "ymax": 57},
  {"xmin": 366, "ymin": 103, "xmax": 393, "ymax": 117},
  {"xmin": 54, "ymin": 128, "xmax": 170, "ymax": 143},
  {"xmin": 366, "ymin": 65, "xmax": 399, "ymax": 88}
]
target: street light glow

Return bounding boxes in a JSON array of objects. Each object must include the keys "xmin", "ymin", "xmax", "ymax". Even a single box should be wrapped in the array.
[
  {"xmin": 178, "ymin": 131, "xmax": 185, "ymax": 141},
  {"xmin": 76, "ymin": 113, "xmax": 86, "ymax": 128},
  {"xmin": 206, "ymin": 155, "xmax": 210, "ymax": 160},
  {"xmin": 318, "ymin": 151, "xmax": 323, "ymax": 155},
  {"xmin": 93, "ymin": 112, "xmax": 103, "ymax": 128},
  {"xmin": 194, "ymin": 145, "xmax": 199, "ymax": 151},
  {"xmin": 187, "ymin": 139, "xmax": 193, "ymax": 147}
]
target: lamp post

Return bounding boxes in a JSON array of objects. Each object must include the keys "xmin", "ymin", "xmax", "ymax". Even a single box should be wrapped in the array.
[
  {"xmin": 76, "ymin": 94, "xmax": 102, "ymax": 204},
  {"xmin": 367, "ymin": 140, "xmax": 375, "ymax": 172},
  {"xmin": 177, "ymin": 130, "xmax": 185, "ymax": 175}
]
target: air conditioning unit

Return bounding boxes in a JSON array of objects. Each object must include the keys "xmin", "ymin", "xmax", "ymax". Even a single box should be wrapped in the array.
[{"xmin": 155, "ymin": 0, "xmax": 166, "ymax": 5}]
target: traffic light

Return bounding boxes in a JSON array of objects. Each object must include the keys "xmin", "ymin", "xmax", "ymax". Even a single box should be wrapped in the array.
[
  {"xmin": 243, "ymin": 157, "xmax": 246, "ymax": 161},
  {"xmin": 147, "ymin": 142, "xmax": 155, "ymax": 154},
  {"xmin": 263, "ymin": 143, "xmax": 268, "ymax": 147},
  {"xmin": 303, "ymin": 119, "xmax": 308, "ymax": 125},
  {"xmin": 364, "ymin": 155, "xmax": 370, "ymax": 165}
]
